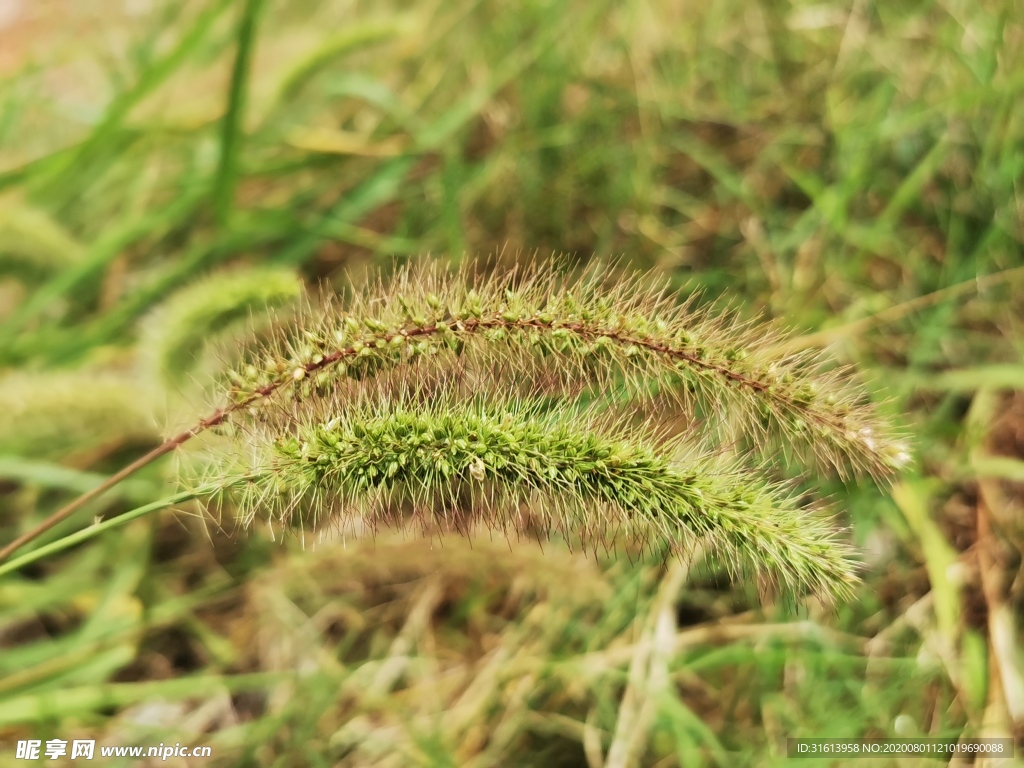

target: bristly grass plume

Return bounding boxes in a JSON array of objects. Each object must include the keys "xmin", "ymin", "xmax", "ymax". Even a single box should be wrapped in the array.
[
  {"xmin": 175, "ymin": 258, "xmax": 909, "ymax": 602},
  {"xmin": 0, "ymin": 371, "xmax": 158, "ymax": 460},
  {"xmin": 0, "ymin": 258, "xmax": 907, "ymax": 599},
  {"xmin": 212, "ymin": 368, "xmax": 861, "ymax": 600},
  {"xmin": 141, "ymin": 265, "xmax": 302, "ymax": 390}
]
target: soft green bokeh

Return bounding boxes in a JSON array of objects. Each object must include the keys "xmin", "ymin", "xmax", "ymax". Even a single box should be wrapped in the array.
[{"xmin": 0, "ymin": 0, "xmax": 1021, "ymax": 765}]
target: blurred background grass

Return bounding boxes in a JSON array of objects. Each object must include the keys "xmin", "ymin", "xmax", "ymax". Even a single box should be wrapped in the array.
[{"xmin": 1, "ymin": 0, "xmax": 1023, "ymax": 765}]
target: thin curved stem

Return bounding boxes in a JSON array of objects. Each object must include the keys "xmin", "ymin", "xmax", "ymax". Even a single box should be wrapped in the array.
[
  {"xmin": 0, "ymin": 421, "xmax": 221, "ymax": 563},
  {"xmin": 0, "ymin": 488, "xmax": 205, "ymax": 578}
]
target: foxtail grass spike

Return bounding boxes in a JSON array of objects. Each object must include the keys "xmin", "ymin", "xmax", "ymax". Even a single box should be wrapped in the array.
[
  {"xmin": 225, "ymin": 259, "xmax": 908, "ymax": 480},
  {"xmin": 0, "ymin": 371, "xmax": 158, "ymax": 460},
  {"xmin": 142, "ymin": 266, "xmax": 302, "ymax": 387},
  {"xmin": 203, "ymin": 369, "xmax": 860, "ymax": 601}
]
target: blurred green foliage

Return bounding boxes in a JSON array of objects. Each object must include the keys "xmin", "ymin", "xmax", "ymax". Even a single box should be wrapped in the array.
[{"xmin": 1, "ymin": 0, "xmax": 1022, "ymax": 765}]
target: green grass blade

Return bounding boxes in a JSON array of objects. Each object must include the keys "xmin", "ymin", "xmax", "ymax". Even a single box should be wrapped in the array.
[
  {"xmin": 0, "ymin": 187, "xmax": 207, "ymax": 347},
  {"xmin": 30, "ymin": 0, "xmax": 234, "ymax": 191},
  {"xmin": 273, "ymin": 21, "xmax": 403, "ymax": 105},
  {"xmin": 213, "ymin": 0, "xmax": 266, "ymax": 225},
  {"xmin": 0, "ymin": 673, "xmax": 287, "ymax": 726},
  {"xmin": 0, "ymin": 457, "xmax": 158, "ymax": 503}
]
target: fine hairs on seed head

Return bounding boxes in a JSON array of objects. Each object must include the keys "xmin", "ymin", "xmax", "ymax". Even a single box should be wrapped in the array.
[{"xmin": 183, "ymin": 257, "xmax": 909, "ymax": 604}]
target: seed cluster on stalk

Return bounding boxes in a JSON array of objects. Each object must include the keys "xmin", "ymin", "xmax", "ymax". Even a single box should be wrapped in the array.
[{"xmin": 194, "ymin": 259, "xmax": 908, "ymax": 602}]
